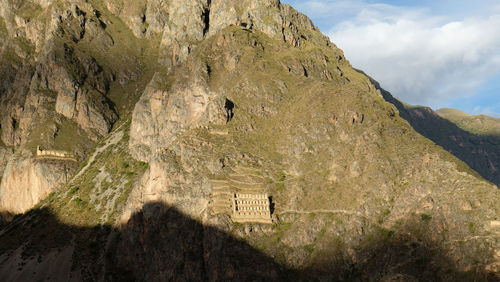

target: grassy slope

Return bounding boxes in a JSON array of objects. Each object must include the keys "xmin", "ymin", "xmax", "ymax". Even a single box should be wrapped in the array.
[
  {"xmin": 437, "ymin": 108, "xmax": 500, "ymax": 137},
  {"xmin": 43, "ymin": 119, "xmax": 148, "ymax": 227}
]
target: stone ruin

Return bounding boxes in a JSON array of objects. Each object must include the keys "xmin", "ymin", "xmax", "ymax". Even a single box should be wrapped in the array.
[
  {"xmin": 208, "ymin": 167, "xmax": 273, "ymax": 224},
  {"xmin": 36, "ymin": 146, "xmax": 76, "ymax": 160},
  {"xmin": 232, "ymin": 193, "xmax": 272, "ymax": 224}
]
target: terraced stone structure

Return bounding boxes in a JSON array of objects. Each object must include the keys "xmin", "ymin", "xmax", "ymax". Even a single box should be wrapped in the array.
[
  {"xmin": 232, "ymin": 193, "xmax": 272, "ymax": 224},
  {"xmin": 209, "ymin": 167, "xmax": 273, "ymax": 223},
  {"xmin": 36, "ymin": 146, "xmax": 76, "ymax": 161}
]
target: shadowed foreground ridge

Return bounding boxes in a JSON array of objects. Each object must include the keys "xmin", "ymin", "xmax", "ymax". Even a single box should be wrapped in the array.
[{"xmin": 0, "ymin": 202, "xmax": 493, "ymax": 281}]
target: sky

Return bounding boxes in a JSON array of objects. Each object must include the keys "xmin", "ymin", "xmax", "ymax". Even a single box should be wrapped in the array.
[{"xmin": 282, "ymin": 0, "xmax": 500, "ymax": 117}]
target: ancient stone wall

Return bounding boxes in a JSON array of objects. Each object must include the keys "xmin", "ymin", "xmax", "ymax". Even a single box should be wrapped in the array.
[
  {"xmin": 36, "ymin": 146, "xmax": 76, "ymax": 160},
  {"xmin": 208, "ymin": 168, "xmax": 273, "ymax": 224},
  {"xmin": 232, "ymin": 193, "xmax": 272, "ymax": 224}
]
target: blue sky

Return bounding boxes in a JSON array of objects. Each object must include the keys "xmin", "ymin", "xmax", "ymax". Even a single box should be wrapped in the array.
[{"xmin": 282, "ymin": 0, "xmax": 500, "ymax": 117}]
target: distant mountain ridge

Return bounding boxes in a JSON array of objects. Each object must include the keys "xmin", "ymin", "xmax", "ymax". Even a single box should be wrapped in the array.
[
  {"xmin": 436, "ymin": 108, "xmax": 500, "ymax": 138},
  {"xmin": 365, "ymin": 72, "xmax": 500, "ymax": 188}
]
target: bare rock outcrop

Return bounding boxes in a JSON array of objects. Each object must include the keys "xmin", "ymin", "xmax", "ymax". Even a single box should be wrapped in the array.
[
  {"xmin": 0, "ymin": 1, "xmax": 118, "ymax": 219},
  {"xmin": 129, "ymin": 64, "xmax": 227, "ymax": 162},
  {"xmin": 103, "ymin": 0, "xmax": 327, "ymax": 69},
  {"xmin": 0, "ymin": 153, "xmax": 75, "ymax": 219},
  {"xmin": 0, "ymin": 1, "xmax": 117, "ymax": 146}
]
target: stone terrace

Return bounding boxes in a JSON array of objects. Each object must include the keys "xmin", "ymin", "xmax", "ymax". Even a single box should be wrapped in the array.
[{"xmin": 209, "ymin": 167, "xmax": 272, "ymax": 224}]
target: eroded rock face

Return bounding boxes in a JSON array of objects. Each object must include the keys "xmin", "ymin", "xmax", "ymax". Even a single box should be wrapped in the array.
[
  {"xmin": 124, "ymin": 0, "xmax": 343, "ymax": 223},
  {"xmin": 129, "ymin": 65, "xmax": 227, "ymax": 162},
  {"xmin": 0, "ymin": 153, "xmax": 75, "ymax": 218},
  {"xmin": 0, "ymin": 1, "xmax": 119, "ymax": 218},
  {"xmin": 45, "ymin": 47, "xmax": 116, "ymax": 137},
  {"xmin": 0, "ymin": 2, "xmax": 117, "ymax": 146},
  {"xmin": 128, "ymin": 0, "xmax": 333, "ymax": 163},
  {"xmin": 104, "ymin": 0, "xmax": 325, "ymax": 68}
]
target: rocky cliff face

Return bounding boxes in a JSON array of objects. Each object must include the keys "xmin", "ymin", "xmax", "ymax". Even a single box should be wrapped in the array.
[
  {"xmin": 0, "ymin": 151, "xmax": 75, "ymax": 219},
  {"xmin": 0, "ymin": 0, "xmax": 499, "ymax": 281},
  {"xmin": 0, "ymin": 1, "xmax": 118, "ymax": 145},
  {"xmin": 106, "ymin": 0, "xmax": 317, "ymax": 68},
  {"xmin": 0, "ymin": 0, "xmax": 136, "ymax": 216}
]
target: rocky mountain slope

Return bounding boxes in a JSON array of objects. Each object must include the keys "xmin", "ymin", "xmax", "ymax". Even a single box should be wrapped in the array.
[
  {"xmin": 376, "ymin": 84, "xmax": 500, "ymax": 188},
  {"xmin": 0, "ymin": 0, "xmax": 499, "ymax": 281}
]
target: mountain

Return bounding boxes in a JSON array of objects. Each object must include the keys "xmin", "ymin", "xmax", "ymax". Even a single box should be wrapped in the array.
[
  {"xmin": 374, "ymin": 81, "xmax": 500, "ymax": 188},
  {"xmin": 436, "ymin": 108, "xmax": 500, "ymax": 137},
  {"xmin": 0, "ymin": 0, "xmax": 499, "ymax": 281}
]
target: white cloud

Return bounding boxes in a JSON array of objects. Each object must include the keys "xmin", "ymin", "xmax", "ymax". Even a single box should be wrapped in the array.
[
  {"xmin": 289, "ymin": 0, "xmax": 370, "ymax": 18},
  {"xmin": 327, "ymin": 4, "xmax": 500, "ymax": 109},
  {"xmin": 471, "ymin": 106, "xmax": 500, "ymax": 118}
]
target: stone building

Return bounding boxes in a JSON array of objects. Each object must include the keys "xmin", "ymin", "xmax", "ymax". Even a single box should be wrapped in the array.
[
  {"xmin": 232, "ymin": 193, "xmax": 272, "ymax": 224},
  {"xmin": 36, "ymin": 146, "xmax": 76, "ymax": 160},
  {"xmin": 209, "ymin": 167, "xmax": 273, "ymax": 224}
]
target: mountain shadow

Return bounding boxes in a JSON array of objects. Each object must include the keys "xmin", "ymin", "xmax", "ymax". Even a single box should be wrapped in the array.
[
  {"xmin": 105, "ymin": 202, "xmax": 290, "ymax": 281},
  {"xmin": 0, "ymin": 203, "xmax": 290, "ymax": 281},
  {"xmin": 359, "ymin": 70, "xmax": 500, "ymax": 188},
  {"xmin": 0, "ymin": 202, "xmax": 496, "ymax": 281}
]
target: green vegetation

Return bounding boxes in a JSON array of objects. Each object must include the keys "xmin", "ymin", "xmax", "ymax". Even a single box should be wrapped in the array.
[
  {"xmin": 69, "ymin": 186, "xmax": 79, "ymax": 194},
  {"xmin": 275, "ymin": 172, "xmax": 286, "ymax": 191},
  {"xmin": 17, "ymin": 2, "xmax": 43, "ymax": 21},
  {"xmin": 53, "ymin": 119, "xmax": 92, "ymax": 152},
  {"xmin": 382, "ymin": 228, "xmax": 394, "ymax": 238},
  {"xmin": 272, "ymin": 222, "xmax": 292, "ymax": 243},
  {"xmin": 378, "ymin": 209, "xmax": 391, "ymax": 224},
  {"xmin": 468, "ymin": 222, "xmax": 475, "ymax": 234},
  {"xmin": 278, "ymin": 172, "xmax": 286, "ymax": 182},
  {"xmin": 276, "ymin": 182, "xmax": 285, "ymax": 192},
  {"xmin": 318, "ymin": 226, "xmax": 327, "ymax": 237},
  {"xmin": 1, "ymin": 48, "xmax": 23, "ymax": 65},
  {"xmin": 0, "ymin": 16, "xmax": 7, "ymax": 36},
  {"xmin": 14, "ymin": 37, "xmax": 35, "ymax": 54},
  {"xmin": 72, "ymin": 0, "xmax": 162, "ymax": 116},
  {"xmin": 437, "ymin": 108, "xmax": 500, "ymax": 137},
  {"xmin": 36, "ymin": 119, "xmax": 148, "ymax": 226},
  {"xmin": 420, "ymin": 213, "xmax": 432, "ymax": 221},
  {"xmin": 73, "ymin": 197, "xmax": 84, "ymax": 205},
  {"xmin": 303, "ymin": 244, "xmax": 315, "ymax": 254},
  {"xmin": 23, "ymin": 112, "xmax": 94, "ymax": 156}
]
